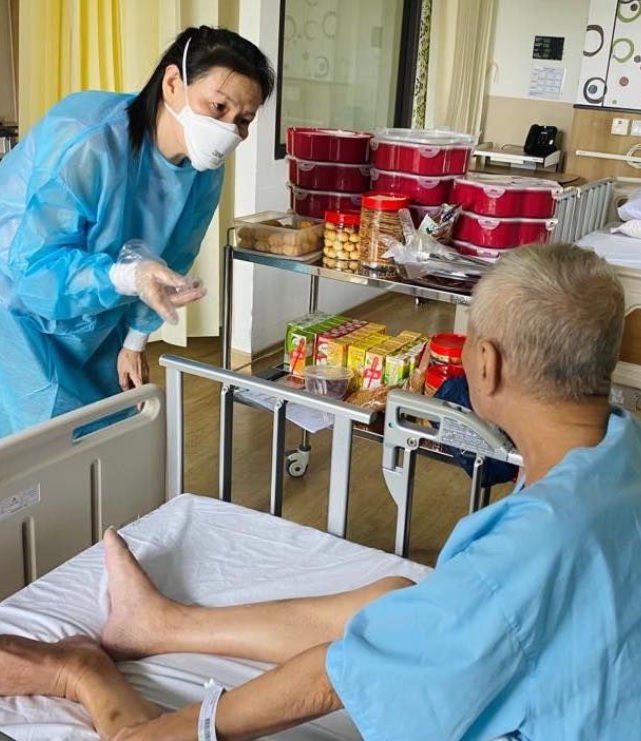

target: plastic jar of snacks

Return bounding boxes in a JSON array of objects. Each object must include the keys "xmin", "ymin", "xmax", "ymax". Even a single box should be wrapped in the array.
[
  {"xmin": 358, "ymin": 192, "xmax": 410, "ymax": 276},
  {"xmin": 424, "ymin": 363, "xmax": 465, "ymax": 396},
  {"xmin": 428, "ymin": 333, "xmax": 466, "ymax": 366},
  {"xmin": 322, "ymin": 210, "xmax": 361, "ymax": 272}
]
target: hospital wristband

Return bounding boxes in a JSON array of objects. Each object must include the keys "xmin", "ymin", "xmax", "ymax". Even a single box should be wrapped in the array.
[
  {"xmin": 198, "ymin": 679, "xmax": 226, "ymax": 741},
  {"xmin": 122, "ymin": 329, "xmax": 149, "ymax": 352}
]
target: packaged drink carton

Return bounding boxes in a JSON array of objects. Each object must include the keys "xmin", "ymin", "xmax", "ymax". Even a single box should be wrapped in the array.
[
  {"xmin": 315, "ymin": 325, "xmax": 354, "ymax": 364},
  {"xmin": 347, "ymin": 336, "xmax": 387, "ymax": 385},
  {"xmin": 384, "ymin": 353, "xmax": 410, "ymax": 386},
  {"xmin": 397, "ymin": 330, "xmax": 422, "ymax": 342},
  {"xmin": 326, "ymin": 336, "xmax": 351, "ymax": 367},
  {"xmin": 363, "ymin": 322, "xmax": 387, "ymax": 335},
  {"xmin": 363, "ymin": 345, "xmax": 390, "ymax": 389}
]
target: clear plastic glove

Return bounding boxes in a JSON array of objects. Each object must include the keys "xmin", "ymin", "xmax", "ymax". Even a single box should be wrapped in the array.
[{"xmin": 109, "ymin": 240, "xmax": 207, "ymax": 325}]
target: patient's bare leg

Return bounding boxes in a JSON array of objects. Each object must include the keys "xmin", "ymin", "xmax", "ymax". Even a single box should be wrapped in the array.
[
  {"xmin": 102, "ymin": 528, "xmax": 412, "ymax": 664},
  {"xmin": 0, "ymin": 635, "xmax": 161, "ymax": 739}
]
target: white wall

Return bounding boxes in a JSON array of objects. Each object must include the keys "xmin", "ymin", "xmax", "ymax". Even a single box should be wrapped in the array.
[
  {"xmin": 234, "ymin": 0, "xmax": 378, "ymax": 355},
  {"xmin": 488, "ymin": 0, "xmax": 590, "ymax": 103}
]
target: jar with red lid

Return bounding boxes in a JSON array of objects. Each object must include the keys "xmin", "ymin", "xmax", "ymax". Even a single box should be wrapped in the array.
[
  {"xmin": 323, "ymin": 210, "xmax": 361, "ymax": 272},
  {"xmin": 428, "ymin": 333, "xmax": 466, "ymax": 365},
  {"xmin": 358, "ymin": 192, "xmax": 409, "ymax": 275},
  {"xmin": 424, "ymin": 361, "xmax": 466, "ymax": 396}
]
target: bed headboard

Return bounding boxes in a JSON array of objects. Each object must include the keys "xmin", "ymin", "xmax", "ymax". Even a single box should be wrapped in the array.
[{"xmin": 0, "ymin": 385, "xmax": 166, "ymax": 599}]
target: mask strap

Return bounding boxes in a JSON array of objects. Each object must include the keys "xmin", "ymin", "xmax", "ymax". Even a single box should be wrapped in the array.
[{"xmin": 182, "ymin": 37, "xmax": 192, "ymax": 98}]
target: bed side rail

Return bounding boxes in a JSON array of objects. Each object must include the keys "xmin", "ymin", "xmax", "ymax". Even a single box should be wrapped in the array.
[
  {"xmin": 160, "ymin": 354, "xmax": 375, "ymax": 540},
  {"xmin": 0, "ymin": 385, "xmax": 165, "ymax": 599},
  {"xmin": 552, "ymin": 178, "xmax": 614, "ymax": 244},
  {"xmin": 382, "ymin": 390, "xmax": 522, "ymax": 557}
]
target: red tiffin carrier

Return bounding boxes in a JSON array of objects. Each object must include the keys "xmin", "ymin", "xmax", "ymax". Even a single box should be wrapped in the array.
[
  {"xmin": 287, "ymin": 127, "xmax": 372, "ymax": 164},
  {"xmin": 451, "ymin": 239, "xmax": 505, "ymax": 262},
  {"xmin": 370, "ymin": 168, "xmax": 457, "ymax": 206},
  {"xmin": 452, "ymin": 174, "xmax": 562, "ymax": 219},
  {"xmin": 454, "ymin": 211, "xmax": 557, "ymax": 250},
  {"xmin": 289, "ymin": 184, "xmax": 362, "ymax": 220},
  {"xmin": 370, "ymin": 128, "xmax": 475, "ymax": 176},
  {"xmin": 288, "ymin": 157, "xmax": 371, "ymax": 193}
]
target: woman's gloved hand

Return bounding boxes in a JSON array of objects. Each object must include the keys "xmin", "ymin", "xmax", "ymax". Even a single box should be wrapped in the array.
[
  {"xmin": 109, "ymin": 240, "xmax": 206, "ymax": 325},
  {"xmin": 117, "ymin": 348, "xmax": 149, "ymax": 391}
]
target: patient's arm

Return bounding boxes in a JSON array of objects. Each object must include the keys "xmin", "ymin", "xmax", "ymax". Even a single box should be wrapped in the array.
[
  {"xmin": 102, "ymin": 528, "xmax": 413, "ymax": 664},
  {"xmin": 113, "ymin": 643, "xmax": 340, "ymax": 741},
  {"xmin": 0, "ymin": 635, "xmax": 161, "ymax": 739}
]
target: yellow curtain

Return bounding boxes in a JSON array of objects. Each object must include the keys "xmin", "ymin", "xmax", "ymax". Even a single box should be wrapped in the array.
[
  {"xmin": 427, "ymin": 0, "xmax": 497, "ymax": 137},
  {"xmin": 18, "ymin": 0, "xmax": 124, "ymax": 135},
  {"xmin": 17, "ymin": 0, "xmax": 239, "ymax": 342}
]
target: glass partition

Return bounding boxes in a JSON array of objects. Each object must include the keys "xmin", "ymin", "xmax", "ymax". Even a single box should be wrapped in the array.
[{"xmin": 274, "ymin": 0, "xmax": 419, "ymax": 158}]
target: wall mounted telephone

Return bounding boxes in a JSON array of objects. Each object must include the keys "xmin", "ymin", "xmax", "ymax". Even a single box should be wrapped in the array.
[{"xmin": 523, "ymin": 124, "xmax": 559, "ymax": 157}]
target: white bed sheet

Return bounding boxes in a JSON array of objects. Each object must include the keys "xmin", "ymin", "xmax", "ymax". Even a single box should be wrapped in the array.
[
  {"xmin": 0, "ymin": 494, "xmax": 429, "ymax": 741},
  {"xmin": 577, "ymin": 225, "xmax": 641, "ymax": 268}
]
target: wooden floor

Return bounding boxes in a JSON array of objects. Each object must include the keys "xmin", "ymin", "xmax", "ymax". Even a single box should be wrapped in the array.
[{"xmin": 147, "ymin": 294, "xmax": 512, "ymax": 567}]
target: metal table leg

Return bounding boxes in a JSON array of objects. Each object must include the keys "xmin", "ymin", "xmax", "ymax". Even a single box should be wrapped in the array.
[
  {"xmin": 327, "ymin": 415, "xmax": 354, "ymax": 538},
  {"xmin": 219, "ymin": 382, "xmax": 234, "ymax": 501},
  {"xmin": 222, "ymin": 243, "xmax": 234, "ymax": 371}
]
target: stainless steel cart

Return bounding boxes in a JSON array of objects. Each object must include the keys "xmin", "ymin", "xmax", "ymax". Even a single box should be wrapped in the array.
[
  {"xmin": 221, "ymin": 235, "xmax": 474, "ymax": 477},
  {"xmin": 160, "ymin": 355, "xmax": 522, "ymax": 557}
]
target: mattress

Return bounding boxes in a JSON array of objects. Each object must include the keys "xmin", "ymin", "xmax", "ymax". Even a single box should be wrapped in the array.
[{"xmin": 0, "ymin": 494, "xmax": 429, "ymax": 741}]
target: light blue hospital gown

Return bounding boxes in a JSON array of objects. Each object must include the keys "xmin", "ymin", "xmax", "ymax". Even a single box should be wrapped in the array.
[
  {"xmin": 0, "ymin": 91, "xmax": 223, "ymax": 437},
  {"xmin": 327, "ymin": 409, "xmax": 641, "ymax": 740}
]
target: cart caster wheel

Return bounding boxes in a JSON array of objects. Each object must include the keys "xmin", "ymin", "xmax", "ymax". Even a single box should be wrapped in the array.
[{"xmin": 285, "ymin": 448, "xmax": 310, "ymax": 478}]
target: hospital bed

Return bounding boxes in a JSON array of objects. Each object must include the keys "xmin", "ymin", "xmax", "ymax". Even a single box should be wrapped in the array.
[{"xmin": 0, "ymin": 355, "xmax": 520, "ymax": 740}]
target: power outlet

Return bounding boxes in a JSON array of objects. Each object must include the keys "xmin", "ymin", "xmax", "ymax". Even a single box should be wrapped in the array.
[
  {"xmin": 631, "ymin": 119, "xmax": 641, "ymax": 137},
  {"xmin": 612, "ymin": 117, "xmax": 630, "ymax": 135}
]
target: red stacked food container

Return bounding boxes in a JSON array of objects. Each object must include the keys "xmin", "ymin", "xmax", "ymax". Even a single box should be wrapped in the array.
[
  {"xmin": 287, "ymin": 128, "xmax": 372, "ymax": 220},
  {"xmin": 369, "ymin": 128, "xmax": 476, "ymax": 207},
  {"xmin": 451, "ymin": 174, "xmax": 561, "ymax": 260}
]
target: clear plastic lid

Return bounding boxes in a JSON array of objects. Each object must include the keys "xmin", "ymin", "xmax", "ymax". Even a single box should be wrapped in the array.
[
  {"xmin": 455, "ymin": 173, "xmax": 562, "ymax": 192},
  {"xmin": 373, "ymin": 127, "xmax": 476, "ymax": 147}
]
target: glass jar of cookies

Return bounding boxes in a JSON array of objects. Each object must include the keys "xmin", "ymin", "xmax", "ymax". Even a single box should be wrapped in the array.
[{"xmin": 322, "ymin": 210, "xmax": 361, "ymax": 273}]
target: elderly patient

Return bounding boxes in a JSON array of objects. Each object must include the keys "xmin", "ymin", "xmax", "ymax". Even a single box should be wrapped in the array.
[{"xmin": 1, "ymin": 243, "xmax": 640, "ymax": 741}]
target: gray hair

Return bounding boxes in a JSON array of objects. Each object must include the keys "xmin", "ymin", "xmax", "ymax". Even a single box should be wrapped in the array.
[{"xmin": 469, "ymin": 243, "xmax": 625, "ymax": 402}]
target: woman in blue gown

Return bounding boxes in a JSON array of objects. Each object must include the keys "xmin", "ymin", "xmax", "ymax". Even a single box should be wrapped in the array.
[{"xmin": 0, "ymin": 26, "xmax": 274, "ymax": 436}]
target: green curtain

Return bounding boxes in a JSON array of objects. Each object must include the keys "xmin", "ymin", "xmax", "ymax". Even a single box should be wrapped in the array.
[{"xmin": 411, "ymin": 0, "xmax": 432, "ymax": 128}]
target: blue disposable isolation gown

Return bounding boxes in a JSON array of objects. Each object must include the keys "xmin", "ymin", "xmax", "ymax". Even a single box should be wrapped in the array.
[{"xmin": 0, "ymin": 91, "xmax": 223, "ymax": 437}]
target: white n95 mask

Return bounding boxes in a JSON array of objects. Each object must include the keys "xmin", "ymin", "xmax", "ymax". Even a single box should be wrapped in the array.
[{"xmin": 164, "ymin": 38, "xmax": 242, "ymax": 171}]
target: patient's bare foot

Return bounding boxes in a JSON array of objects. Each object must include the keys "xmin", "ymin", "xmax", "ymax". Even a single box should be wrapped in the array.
[
  {"xmin": 0, "ymin": 635, "xmax": 108, "ymax": 702},
  {"xmin": 101, "ymin": 528, "xmax": 180, "ymax": 660}
]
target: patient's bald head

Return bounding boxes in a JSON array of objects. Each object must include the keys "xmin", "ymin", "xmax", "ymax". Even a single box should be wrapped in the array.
[{"xmin": 467, "ymin": 243, "xmax": 625, "ymax": 403}]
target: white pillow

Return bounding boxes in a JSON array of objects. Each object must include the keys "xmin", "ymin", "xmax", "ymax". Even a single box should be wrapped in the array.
[
  {"xmin": 617, "ymin": 188, "xmax": 641, "ymax": 221},
  {"xmin": 611, "ymin": 219, "xmax": 641, "ymax": 239}
]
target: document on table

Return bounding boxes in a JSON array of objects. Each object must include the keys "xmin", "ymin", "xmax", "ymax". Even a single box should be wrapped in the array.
[{"xmin": 235, "ymin": 389, "xmax": 333, "ymax": 434}]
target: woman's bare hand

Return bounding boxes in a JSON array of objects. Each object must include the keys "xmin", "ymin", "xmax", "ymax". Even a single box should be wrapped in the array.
[{"xmin": 117, "ymin": 349, "xmax": 149, "ymax": 391}]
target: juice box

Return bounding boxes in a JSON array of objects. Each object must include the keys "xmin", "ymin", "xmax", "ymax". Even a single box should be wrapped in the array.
[
  {"xmin": 397, "ymin": 330, "xmax": 422, "ymax": 343},
  {"xmin": 362, "ymin": 345, "xmax": 390, "ymax": 389},
  {"xmin": 347, "ymin": 335, "xmax": 387, "ymax": 385},
  {"xmin": 384, "ymin": 353, "xmax": 409, "ymax": 386},
  {"xmin": 287, "ymin": 327, "xmax": 316, "ymax": 376},
  {"xmin": 362, "ymin": 322, "xmax": 387, "ymax": 335},
  {"xmin": 315, "ymin": 325, "xmax": 354, "ymax": 364},
  {"xmin": 326, "ymin": 336, "xmax": 351, "ymax": 367}
]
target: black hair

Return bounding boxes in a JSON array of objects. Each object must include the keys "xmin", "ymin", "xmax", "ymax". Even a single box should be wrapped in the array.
[{"xmin": 127, "ymin": 26, "xmax": 275, "ymax": 154}]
